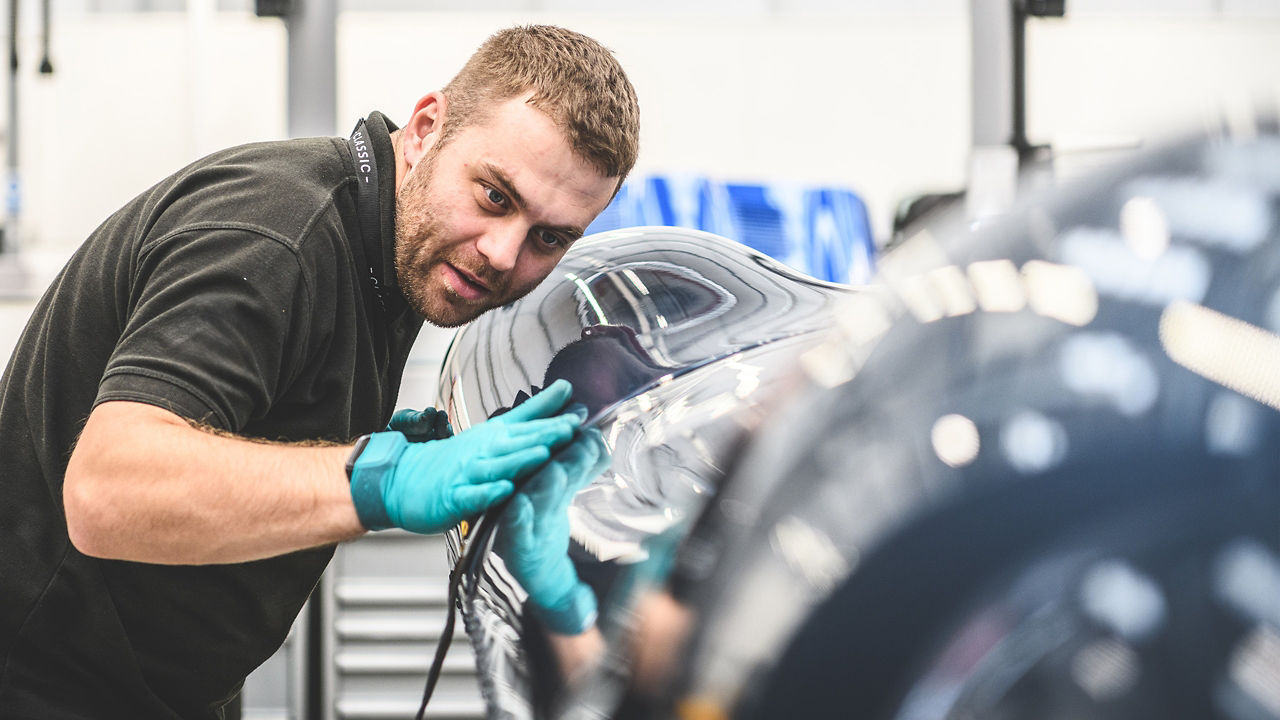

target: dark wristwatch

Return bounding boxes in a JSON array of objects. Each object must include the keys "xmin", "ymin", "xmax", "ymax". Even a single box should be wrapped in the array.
[
  {"xmin": 346, "ymin": 433, "xmax": 399, "ymax": 531},
  {"xmin": 345, "ymin": 434, "xmax": 373, "ymax": 481}
]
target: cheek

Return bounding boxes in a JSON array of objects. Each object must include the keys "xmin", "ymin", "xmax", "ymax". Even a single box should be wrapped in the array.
[{"xmin": 506, "ymin": 255, "xmax": 561, "ymax": 296}]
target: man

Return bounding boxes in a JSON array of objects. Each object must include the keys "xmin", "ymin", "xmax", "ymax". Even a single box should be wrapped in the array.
[{"xmin": 0, "ymin": 25, "xmax": 638, "ymax": 718}]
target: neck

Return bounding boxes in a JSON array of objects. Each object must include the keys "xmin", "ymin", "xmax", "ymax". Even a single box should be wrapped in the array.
[{"xmin": 388, "ymin": 128, "xmax": 407, "ymax": 193}]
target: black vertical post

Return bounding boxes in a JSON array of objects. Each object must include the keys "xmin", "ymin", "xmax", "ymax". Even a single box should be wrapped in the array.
[
  {"xmin": 306, "ymin": 595, "xmax": 324, "ymax": 720},
  {"xmin": 39, "ymin": 0, "xmax": 52, "ymax": 74},
  {"xmin": 1011, "ymin": 0, "xmax": 1030, "ymax": 161}
]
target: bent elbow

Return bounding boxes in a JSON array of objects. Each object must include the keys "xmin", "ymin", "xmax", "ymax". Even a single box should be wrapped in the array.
[
  {"xmin": 64, "ymin": 400, "xmax": 175, "ymax": 559},
  {"xmin": 63, "ymin": 455, "xmax": 121, "ymax": 559}
]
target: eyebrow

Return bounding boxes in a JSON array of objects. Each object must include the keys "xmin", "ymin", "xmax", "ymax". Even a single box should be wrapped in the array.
[{"xmin": 479, "ymin": 162, "xmax": 586, "ymax": 241}]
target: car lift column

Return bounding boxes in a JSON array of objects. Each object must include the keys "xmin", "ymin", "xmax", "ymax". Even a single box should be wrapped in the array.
[
  {"xmin": 286, "ymin": 0, "xmax": 337, "ymax": 139},
  {"xmin": 967, "ymin": 0, "xmax": 1064, "ymax": 221},
  {"xmin": 284, "ymin": 4, "xmax": 339, "ymax": 716},
  {"xmin": 253, "ymin": 3, "xmax": 340, "ymax": 716}
]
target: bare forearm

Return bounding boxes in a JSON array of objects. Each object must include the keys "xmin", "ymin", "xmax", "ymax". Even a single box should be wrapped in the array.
[{"xmin": 65, "ymin": 401, "xmax": 365, "ymax": 564}]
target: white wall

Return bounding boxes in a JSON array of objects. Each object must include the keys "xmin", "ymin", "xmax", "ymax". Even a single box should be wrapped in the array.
[
  {"xmin": 14, "ymin": 12, "xmax": 287, "ymax": 258},
  {"xmin": 10, "ymin": 8, "xmax": 1280, "ymax": 254},
  {"xmin": 1028, "ymin": 16, "xmax": 1280, "ymax": 152}
]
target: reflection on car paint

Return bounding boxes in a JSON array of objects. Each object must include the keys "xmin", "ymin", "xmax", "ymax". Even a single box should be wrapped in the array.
[
  {"xmin": 442, "ymin": 131, "xmax": 1280, "ymax": 720},
  {"xmin": 436, "ymin": 227, "xmax": 853, "ymax": 716}
]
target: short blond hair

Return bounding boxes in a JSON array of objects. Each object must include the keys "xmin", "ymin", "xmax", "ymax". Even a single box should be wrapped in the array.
[{"xmin": 442, "ymin": 25, "xmax": 640, "ymax": 189}]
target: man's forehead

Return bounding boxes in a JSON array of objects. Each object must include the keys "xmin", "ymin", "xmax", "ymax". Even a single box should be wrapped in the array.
[{"xmin": 455, "ymin": 123, "xmax": 613, "ymax": 217}]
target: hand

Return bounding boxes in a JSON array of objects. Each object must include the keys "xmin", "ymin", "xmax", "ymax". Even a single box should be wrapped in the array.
[
  {"xmin": 387, "ymin": 407, "xmax": 453, "ymax": 442},
  {"xmin": 349, "ymin": 380, "xmax": 584, "ymax": 534},
  {"xmin": 495, "ymin": 427, "xmax": 610, "ymax": 635}
]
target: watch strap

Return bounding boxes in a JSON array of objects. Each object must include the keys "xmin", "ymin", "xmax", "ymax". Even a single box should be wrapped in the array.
[{"xmin": 347, "ymin": 432, "xmax": 408, "ymax": 531}]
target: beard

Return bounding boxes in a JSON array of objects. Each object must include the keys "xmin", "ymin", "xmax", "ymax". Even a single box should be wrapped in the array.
[{"xmin": 394, "ymin": 152, "xmax": 510, "ymax": 328}]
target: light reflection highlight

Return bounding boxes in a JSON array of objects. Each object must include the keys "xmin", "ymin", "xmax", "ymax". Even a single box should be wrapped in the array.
[
  {"xmin": 1059, "ymin": 228, "xmax": 1210, "ymax": 306},
  {"xmin": 897, "ymin": 274, "xmax": 944, "ymax": 323},
  {"xmin": 931, "ymin": 413, "xmax": 981, "ymax": 468},
  {"xmin": 967, "ymin": 259, "xmax": 1027, "ymax": 312},
  {"xmin": 1125, "ymin": 176, "xmax": 1270, "ymax": 252},
  {"xmin": 1022, "ymin": 260, "xmax": 1099, "ymax": 327},
  {"xmin": 1119, "ymin": 196, "xmax": 1171, "ymax": 260},
  {"xmin": 770, "ymin": 515, "xmax": 851, "ymax": 594},
  {"xmin": 622, "ymin": 268, "xmax": 651, "ymax": 295},
  {"xmin": 1000, "ymin": 410, "xmax": 1068, "ymax": 474},
  {"xmin": 566, "ymin": 271, "xmax": 611, "ymax": 324},
  {"xmin": 1080, "ymin": 560, "xmax": 1167, "ymax": 641},
  {"xmin": 1160, "ymin": 301, "xmax": 1280, "ymax": 412},
  {"xmin": 1059, "ymin": 333, "xmax": 1159, "ymax": 417},
  {"xmin": 1214, "ymin": 540, "xmax": 1280, "ymax": 628},
  {"xmin": 927, "ymin": 265, "xmax": 977, "ymax": 317},
  {"xmin": 1225, "ymin": 625, "xmax": 1280, "ymax": 719},
  {"xmin": 1070, "ymin": 637, "xmax": 1141, "ymax": 702},
  {"xmin": 1205, "ymin": 392, "xmax": 1265, "ymax": 456}
]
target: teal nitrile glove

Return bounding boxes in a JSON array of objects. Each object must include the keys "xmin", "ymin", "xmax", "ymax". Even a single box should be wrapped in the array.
[
  {"xmin": 387, "ymin": 407, "xmax": 453, "ymax": 442},
  {"xmin": 494, "ymin": 426, "xmax": 611, "ymax": 635},
  {"xmin": 350, "ymin": 380, "xmax": 582, "ymax": 534}
]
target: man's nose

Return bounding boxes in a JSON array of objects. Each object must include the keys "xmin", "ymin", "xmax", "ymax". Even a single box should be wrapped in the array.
[{"xmin": 475, "ymin": 225, "xmax": 524, "ymax": 273}]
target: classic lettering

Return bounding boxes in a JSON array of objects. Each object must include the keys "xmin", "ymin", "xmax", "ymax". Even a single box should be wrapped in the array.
[{"xmin": 352, "ymin": 131, "xmax": 373, "ymax": 182}]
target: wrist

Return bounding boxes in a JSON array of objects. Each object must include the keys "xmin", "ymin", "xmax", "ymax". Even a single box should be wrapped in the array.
[{"xmin": 347, "ymin": 431, "xmax": 409, "ymax": 531}]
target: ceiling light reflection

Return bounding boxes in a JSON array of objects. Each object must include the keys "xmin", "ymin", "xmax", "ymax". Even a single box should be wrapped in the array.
[
  {"xmin": 1214, "ymin": 539, "xmax": 1280, "ymax": 628},
  {"xmin": 622, "ymin": 268, "xmax": 650, "ymax": 295},
  {"xmin": 1125, "ymin": 176, "xmax": 1270, "ymax": 252},
  {"xmin": 1160, "ymin": 301, "xmax": 1280, "ymax": 412},
  {"xmin": 968, "ymin": 259, "xmax": 1027, "ymax": 312},
  {"xmin": 876, "ymin": 231, "xmax": 950, "ymax": 324},
  {"xmin": 1023, "ymin": 260, "xmax": 1099, "ymax": 326},
  {"xmin": 1205, "ymin": 392, "xmax": 1265, "ymax": 456},
  {"xmin": 1080, "ymin": 560, "xmax": 1167, "ymax": 641},
  {"xmin": 1000, "ymin": 410, "xmax": 1068, "ymax": 474},
  {"xmin": 565, "ymin": 272, "xmax": 610, "ymax": 324},
  {"xmin": 1119, "ymin": 196, "xmax": 1171, "ymax": 260},
  {"xmin": 1059, "ymin": 333, "xmax": 1159, "ymax": 416},
  {"xmin": 1059, "ymin": 228, "xmax": 1210, "ymax": 306},
  {"xmin": 897, "ymin": 274, "xmax": 944, "ymax": 323},
  {"xmin": 928, "ymin": 265, "xmax": 977, "ymax": 317},
  {"xmin": 931, "ymin": 414, "xmax": 981, "ymax": 468}
]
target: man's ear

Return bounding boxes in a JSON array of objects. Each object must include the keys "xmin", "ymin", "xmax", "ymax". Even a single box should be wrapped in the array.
[{"xmin": 401, "ymin": 91, "xmax": 448, "ymax": 170}]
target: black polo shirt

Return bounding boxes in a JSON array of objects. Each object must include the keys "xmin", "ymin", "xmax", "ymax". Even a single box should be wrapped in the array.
[{"xmin": 0, "ymin": 112, "xmax": 421, "ymax": 718}]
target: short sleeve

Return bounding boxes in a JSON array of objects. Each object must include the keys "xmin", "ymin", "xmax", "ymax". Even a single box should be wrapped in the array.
[{"xmin": 96, "ymin": 226, "xmax": 314, "ymax": 432}]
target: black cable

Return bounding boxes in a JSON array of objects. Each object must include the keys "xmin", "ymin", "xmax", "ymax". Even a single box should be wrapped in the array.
[
  {"xmin": 414, "ymin": 545, "xmax": 463, "ymax": 720},
  {"xmin": 415, "ymin": 424, "xmax": 591, "ymax": 719},
  {"xmin": 414, "ymin": 492, "xmax": 514, "ymax": 720}
]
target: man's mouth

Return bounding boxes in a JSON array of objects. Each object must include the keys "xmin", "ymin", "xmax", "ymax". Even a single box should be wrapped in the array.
[{"xmin": 443, "ymin": 262, "xmax": 492, "ymax": 301}]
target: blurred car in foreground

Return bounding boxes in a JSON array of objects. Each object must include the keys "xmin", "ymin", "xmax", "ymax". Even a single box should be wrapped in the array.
[{"xmin": 437, "ymin": 126, "xmax": 1280, "ymax": 720}]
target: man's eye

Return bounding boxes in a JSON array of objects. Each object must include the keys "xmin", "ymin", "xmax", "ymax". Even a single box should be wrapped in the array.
[
  {"xmin": 537, "ymin": 230, "xmax": 567, "ymax": 249},
  {"xmin": 484, "ymin": 186, "xmax": 508, "ymax": 208}
]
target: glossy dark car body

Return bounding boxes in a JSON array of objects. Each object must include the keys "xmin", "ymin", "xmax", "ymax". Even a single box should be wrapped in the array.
[{"xmin": 440, "ymin": 130, "xmax": 1280, "ymax": 720}]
